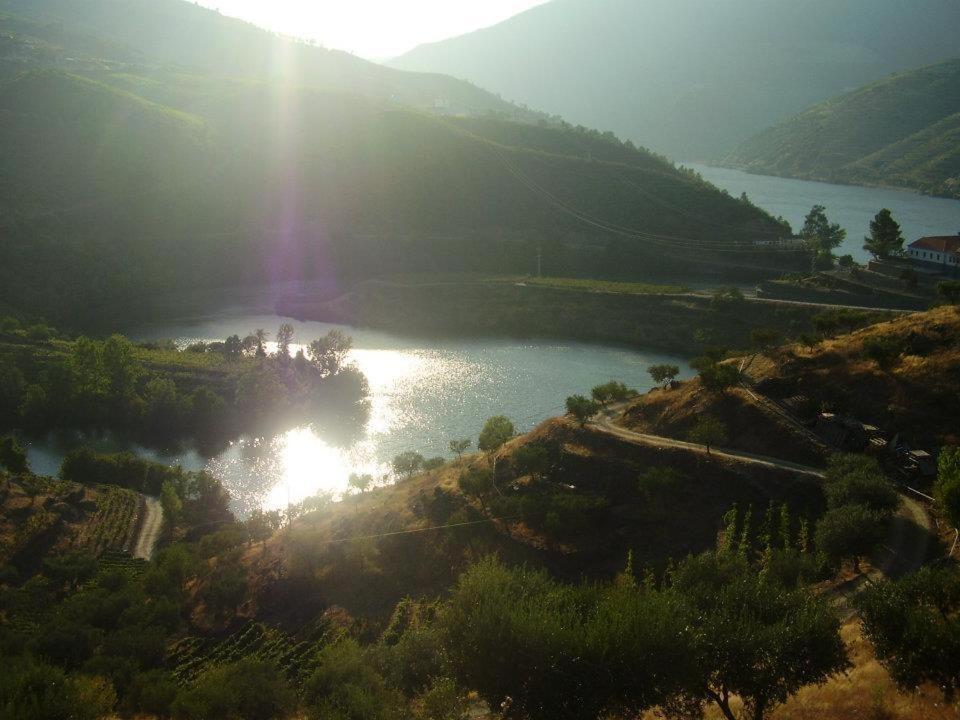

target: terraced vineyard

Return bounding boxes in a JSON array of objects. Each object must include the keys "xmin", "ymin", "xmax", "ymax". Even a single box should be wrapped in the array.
[
  {"xmin": 97, "ymin": 550, "xmax": 148, "ymax": 579},
  {"xmin": 73, "ymin": 486, "xmax": 141, "ymax": 554},
  {"xmin": 168, "ymin": 622, "xmax": 323, "ymax": 688}
]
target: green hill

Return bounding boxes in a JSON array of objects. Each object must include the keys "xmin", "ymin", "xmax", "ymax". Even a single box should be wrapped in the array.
[
  {"xmin": 0, "ymin": 1, "xmax": 803, "ymax": 328},
  {"xmin": 390, "ymin": 0, "xmax": 960, "ymax": 160},
  {"xmin": 723, "ymin": 59, "xmax": 960, "ymax": 199}
]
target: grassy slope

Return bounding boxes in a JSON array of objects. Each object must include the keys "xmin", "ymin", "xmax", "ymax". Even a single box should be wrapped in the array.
[
  {"xmin": 231, "ymin": 416, "xmax": 823, "ymax": 627},
  {"xmin": 748, "ymin": 305, "xmax": 960, "ymax": 447},
  {"xmin": 723, "ymin": 58, "xmax": 960, "ymax": 197}
]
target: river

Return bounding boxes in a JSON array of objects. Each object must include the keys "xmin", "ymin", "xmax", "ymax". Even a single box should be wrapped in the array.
[
  {"xmin": 685, "ymin": 163, "xmax": 960, "ymax": 263},
  {"xmin": 26, "ymin": 313, "xmax": 690, "ymax": 516}
]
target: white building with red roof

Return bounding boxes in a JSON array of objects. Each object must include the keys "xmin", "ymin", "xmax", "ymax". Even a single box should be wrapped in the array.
[{"xmin": 907, "ymin": 235, "xmax": 960, "ymax": 275}]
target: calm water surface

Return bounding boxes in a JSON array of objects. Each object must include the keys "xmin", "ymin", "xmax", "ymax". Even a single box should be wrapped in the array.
[
  {"xmin": 27, "ymin": 314, "xmax": 690, "ymax": 516},
  {"xmin": 686, "ymin": 163, "xmax": 960, "ymax": 262}
]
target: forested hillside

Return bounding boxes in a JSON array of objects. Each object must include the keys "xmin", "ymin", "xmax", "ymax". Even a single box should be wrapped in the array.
[
  {"xmin": 390, "ymin": 0, "xmax": 960, "ymax": 159},
  {"xmin": 0, "ymin": 2, "xmax": 798, "ymax": 328},
  {"xmin": 724, "ymin": 59, "xmax": 960, "ymax": 198}
]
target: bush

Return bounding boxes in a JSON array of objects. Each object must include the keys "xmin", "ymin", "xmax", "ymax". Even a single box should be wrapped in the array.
[{"xmin": 173, "ymin": 658, "xmax": 296, "ymax": 720}]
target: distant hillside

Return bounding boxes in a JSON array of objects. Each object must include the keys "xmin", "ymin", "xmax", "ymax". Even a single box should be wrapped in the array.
[
  {"xmin": 390, "ymin": 0, "xmax": 960, "ymax": 159},
  {"xmin": 724, "ymin": 59, "xmax": 960, "ymax": 199},
  {"xmin": 0, "ymin": 69, "xmax": 796, "ymax": 327},
  {"xmin": 0, "ymin": 0, "xmax": 536, "ymax": 119}
]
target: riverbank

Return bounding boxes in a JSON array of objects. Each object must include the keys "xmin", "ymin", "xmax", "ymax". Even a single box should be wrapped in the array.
[{"xmin": 277, "ymin": 279, "xmax": 871, "ymax": 356}]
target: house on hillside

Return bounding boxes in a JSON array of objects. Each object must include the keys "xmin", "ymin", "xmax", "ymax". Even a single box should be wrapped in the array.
[{"xmin": 907, "ymin": 235, "xmax": 960, "ymax": 276}]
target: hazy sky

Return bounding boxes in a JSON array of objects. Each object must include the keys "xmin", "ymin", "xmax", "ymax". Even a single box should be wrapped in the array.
[{"xmin": 195, "ymin": 1, "xmax": 549, "ymax": 60}]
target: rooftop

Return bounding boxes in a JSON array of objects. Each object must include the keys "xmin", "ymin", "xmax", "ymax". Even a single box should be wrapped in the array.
[{"xmin": 909, "ymin": 235, "xmax": 960, "ymax": 253}]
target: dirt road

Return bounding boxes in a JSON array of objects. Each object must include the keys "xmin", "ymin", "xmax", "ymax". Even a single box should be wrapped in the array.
[{"xmin": 133, "ymin": 496, "xmax": 163, "ymax": 560}]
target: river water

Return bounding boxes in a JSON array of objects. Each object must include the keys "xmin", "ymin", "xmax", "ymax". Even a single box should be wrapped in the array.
[
  {"xmin": 685, "ymin": 163, "xmax": 960, "ymax": 263},
  {"xmin": 26, "ymin": 313, "xmax": 690, "ymax": 516}
]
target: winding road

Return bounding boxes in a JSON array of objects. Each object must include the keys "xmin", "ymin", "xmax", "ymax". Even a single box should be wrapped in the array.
[{"xmin": 132, "ymin": 496, "xmax": 163, "ymax": 560}]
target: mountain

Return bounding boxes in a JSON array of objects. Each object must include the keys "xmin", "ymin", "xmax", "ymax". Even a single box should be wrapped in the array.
[
  {"xmin": 0, "ymin": 0, "xmax": 537, "ymax": 120},
  {"xmin": 0, "ymin": 63, "xmax": 796, "ymax": 327},
  {"xmin": 723, "ymin": 59, "xmax": 960, "ymax": 199},
  {"xmin": 389, "ymin": 0, "xmax": 960, "ymax": 160}
]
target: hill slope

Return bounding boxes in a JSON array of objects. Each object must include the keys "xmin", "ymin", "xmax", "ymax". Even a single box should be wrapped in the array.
[
  {"xmin": 390, "ymin": 0, "xmax": 960, "ymax": 159},
  {"xmin": 0, "ymin": 0, "xmax": 534, "ymax": 119},
  {"xmin": 0, "ymin": 69, "xmax": 797, "ymax": 326},
  {"xmin": 723, "ymin": 59, "xmax": 960, "ymax": 198}
]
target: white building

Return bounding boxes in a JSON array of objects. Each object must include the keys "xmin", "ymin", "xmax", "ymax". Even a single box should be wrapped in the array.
[{"xmin": 907, "ymin": 235, "xmax": 960, "ymax": 275}]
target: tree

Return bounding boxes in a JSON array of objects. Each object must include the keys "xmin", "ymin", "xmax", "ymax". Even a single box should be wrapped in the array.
[
  {"xmin": 172, "ymin": 658, "xmax": 296, "ymax": 720},
  {"xmin": 308, "ymin": 329, "xmax": 353, "ymax": 377},
  {"xmin": 934, "ymin": 446, "xmax": 960, "ymax": 528},
  {"xmin": 687, "ymin": 416, "xmax": 728, "ymax": 454},
  {"xmin": 856, "ymin": 567, "xmax": 960, "ymax": 701},
  {"xmin": 302, "ymin": 639, "xmax": 403, "ymax": 720},
  {"xmin": 0, "ymin": 435, "xmax": 28, "ymax": 474},
  {"xmin": 160, "ymin": 480, "xmax": 183, "ymax": 527},
  {"xmin": 275, "ymin": 323, "xmax": 295, "ymax": 359},
  {"xmin": 801, "ymin": 204, "xmax": 846, "ymax": 254},
  {"xmin": 648, "ymin": 363, "xmax": 680, "ymax": 388},
  {"xmin": 448, "ymin": 438, "xmax": 471, "ymax": 462},
  {"xmin": 222, "ymin": 334, "xmax": 243, "ymax": 360},
  {"xmin": 0, "ymin": 659, "xmax": 116, "ymax": 720},
  {"xmin": 101, "ymin": 334, "xmax": 141, "ymax": 397},
  {"xmin": 862, "ymin": 335, "xmax": 902, "ymax": 372},
  {"xmin": 253, "ymin": 329, "xmax": 268, "ymax": 357},
  {"xmin": 590, "ymin": 380, "xmax": 633, "ymax": 405},
  {"xmin": 478, "ymin": 416, "xmax": 514, "ymax": 453},
  {"xmin": 671, "ymin": 554, "xmax": 849, "ymax": 720},
  {"xmin": 863, "ymin": 208, "xmax": 904, "ymax": 259},
  {"xmin": 814, "ymin": 505, "xmax": 887, "ymax": 572},
  {"xmin": 938, "ymin": 280, "xmax": 960, "ymax": 305},
  {"xmin": 458, "ymin": 467, "xmax": 494, "ymax": 511},
  {"xmin": 565, "ymin": 395, "xmax": 599, "ymax": 425},
  {"xmin": 441, "ymin": 558, "xmax": 695, "ymax": 720},
  {"xmin": 697, "ymin": 361, "xmax": 740, "ymax": 393},
  {"xmin": 349, "ymin": 472, "xmax": 374, "ymax": 494},
  {"xmin": 393, "ymin": 452, "xmax": 425, "ymax": 480},
  {"xmin": 512, "ymin": 444, "xmax": 551, "ymax": 480}
]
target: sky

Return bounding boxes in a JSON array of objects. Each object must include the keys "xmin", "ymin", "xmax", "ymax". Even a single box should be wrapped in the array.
[{"xmin": 194, "ymin": 0, "xmax": 549, "ymax": 61}]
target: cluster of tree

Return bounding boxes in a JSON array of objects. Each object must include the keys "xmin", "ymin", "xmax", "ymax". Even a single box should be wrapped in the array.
[
  {"xmin": 799, "ymin": 205, "xmax": 905, "ymax": 267},
  {"xmin": 442, "ymin": 553, "xmax": 847, "ymax": 720},
  {"xmin": 691, "ymin": 347, "xmax": 741, "ymax": 393},
  {"xmin": 0, "ymin": 326, "xmax": 370, "ymax": 446},
  {"xmin": 814, "ymin": 455, "xmax": 896, "ymax": 572},
  {"xmin": 59, "ymin": 449, "xmax": 232, "ymax": 529},
  {"xmin": 565, "ymin": 381, "xmax": 638, "ymax": 424}
]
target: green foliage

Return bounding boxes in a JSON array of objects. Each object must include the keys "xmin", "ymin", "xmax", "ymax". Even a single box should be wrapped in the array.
[
  {"xmin": 477, "ymin": 416, "xmax": 514, "ymax": 452},
  {"xmin": 0, "ymin": 658, "xmax": 116, "ymax": 720},
  {"xmin": 392, "ymin": 452, "xmax": 425, "ymax": 480},
  {"xmin": 669, "ymin": 553, "xmax": 850, "ymax": 720},
  {"xmin": 814, "ymin": 505, "xmax": 887, "ymax": 570},
  {"xmin": 687, "ymin": 416, "xmax": 728, "ymax": 451},
  {"xmin": 447, "ymin": 438, "xmax": 471, "ymax": 461},
  {"xmin": 302, "ymin": 639, "xmax": 403, "ymax": 720},
  {"xmin": 307, "ymin": 330, "xmax": 353, "ymax": 377},
  {"xmin": 590, "ymin": 380, "xmax": 634, "ymax": 405},
  {"xmin": 441, "ymin": 558, "xmax": 694, "ymax": 720},
  {"xmin": 172, "ymin": 657, "xmax": 297, "ymax": 720},
  {"xmin": 348, "ymin": 473, "xmax": 374, "ymax": 494},
  {"xmin": 648, "ymin": 363, "xmax": 680, "ymax": 387},
  {"xmin": 863, "ymin": 208, "xmax": 905, "ymax": 259},
  {"xmin": 934, "ymin": 446, "xmax": 960, "ymax": 527},
  {"xmin": 423, "ymin": 457, "xmax": 446, "ymax": 472},
  {"xmin": 564, "ymin": 394, "xmax": 598, "ymax": 424},
  {"xmin": 457, "ymin": 467, "xmax": 494, "ymax": 508},
  {"xmin": 856, "ymin": 567, "xmax": 960, "ymax": 699},
  {"xmin": 862, "ymin": 334, "xmax": 904, "ymax": 371},
  {"xmin": 823, "ymin": 454, "xmax": 898, "ymax": 514},
  {"xmin": 0, "ymin": 435, "xmax": 27, "ymax": 473},
  {"xmin": 511, "ymin": 444, "xmax": 551, "ymax": 480},
  {"xmin": 938, "ymin": 280, "xmax": 960, "ymax": 305},
  {"xmin": 801, "ymin": 205, "xmax": 847, "ymax": 254}
]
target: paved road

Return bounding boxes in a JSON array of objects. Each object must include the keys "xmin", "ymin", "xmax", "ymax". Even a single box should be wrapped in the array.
[
  {"xmin": 591, "ymin": 414, "xmax": 826, "ymax": 480},
  {"xmin": 133, "ymin": 496, "xmax": 163, "ymax": 560}
]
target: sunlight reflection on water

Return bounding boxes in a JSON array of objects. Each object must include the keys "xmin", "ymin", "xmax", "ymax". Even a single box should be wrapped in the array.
[{"xmin": 26, "ymin": 315, "xmax": 691, "ymax": 517}]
